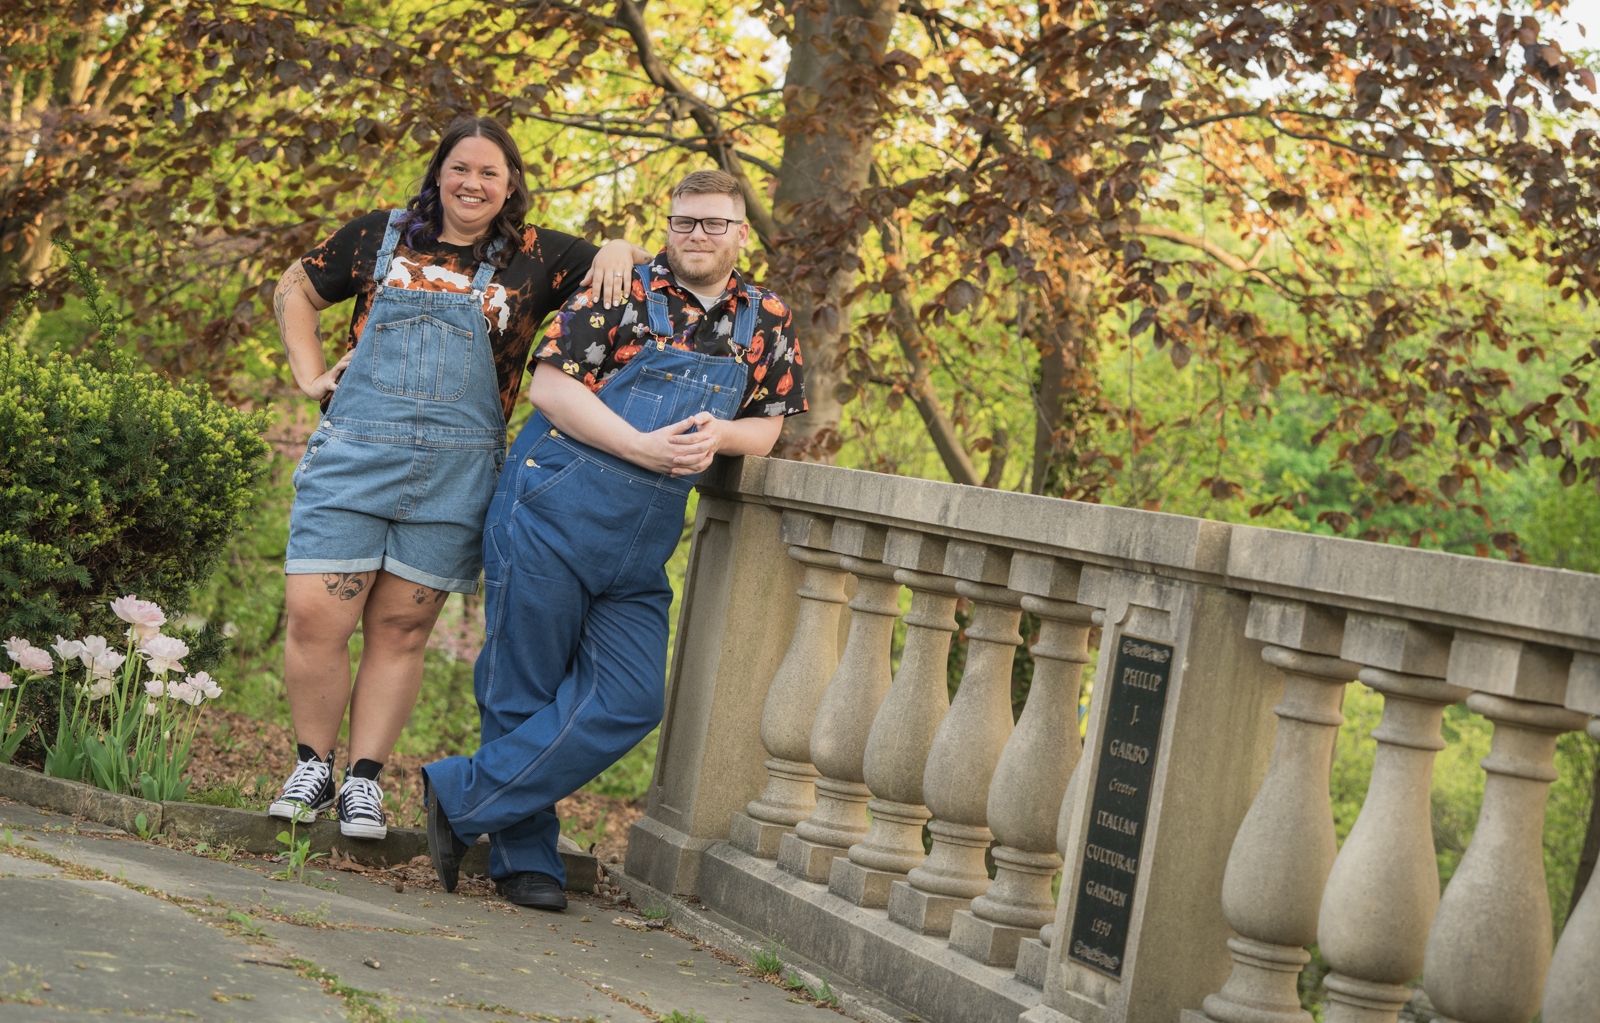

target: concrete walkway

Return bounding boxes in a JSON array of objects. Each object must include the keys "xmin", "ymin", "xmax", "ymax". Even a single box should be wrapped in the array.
[{"xmin": 0, "ymin": 798, "xmax": 856, "ymax": 1023}]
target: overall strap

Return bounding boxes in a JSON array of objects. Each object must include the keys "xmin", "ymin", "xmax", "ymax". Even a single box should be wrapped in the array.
[
  {"xmin": 636, "ymin": 264, "xmax": 675, "ymax": 337},
  {"xmin": 729, "ymin": 290, "xmax": 758, "ymax": 352},
  {"xmin": 373, "ymin": 209, "xmax": 408, "ymax": 284},
  {"xmin": 469, "ymin": 236, "xmax": 506, "ymax": 294}
]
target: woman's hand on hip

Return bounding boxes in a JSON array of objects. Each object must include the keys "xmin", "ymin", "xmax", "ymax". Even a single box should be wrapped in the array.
[
  {"xmin": 302, "ymin": 350, "xmax": 353, "ymax": 402},
  {"xmin": 581, "ymin": 239, "xmax": 641, "ymax": 309}
]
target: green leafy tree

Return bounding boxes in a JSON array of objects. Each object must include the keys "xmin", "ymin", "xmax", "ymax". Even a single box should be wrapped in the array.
[{"xmin": 6, "ymin": 1, "xmax": 1600, "ymax": 550}]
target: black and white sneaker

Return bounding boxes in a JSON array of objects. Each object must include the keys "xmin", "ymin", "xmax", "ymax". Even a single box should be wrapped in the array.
[
  {"xmin": 268, "ymin": 747, "xmax": 335, "ymax": 824},
  {"xmin": 337, "ymin": 775, "xmax": 388, "ymax": 839}
]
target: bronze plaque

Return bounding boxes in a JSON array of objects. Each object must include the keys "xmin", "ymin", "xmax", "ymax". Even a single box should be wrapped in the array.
[{"xmin": 1067, "ymin": 634, "xmax": 1175, "ymax": 978}]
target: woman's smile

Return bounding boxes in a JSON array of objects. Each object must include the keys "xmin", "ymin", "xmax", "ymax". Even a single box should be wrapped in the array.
[{"xmin": 437, "ymin": 136, "xmax": 509, "ymax": 245}]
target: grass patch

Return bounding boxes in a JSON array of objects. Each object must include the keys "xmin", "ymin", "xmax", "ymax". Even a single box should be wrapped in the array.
[
  {"xmin": 751, "ymin": 938, "xmax": 782, "ymax": 977},
  {"xmin": 284, "ymin": 957, "xmax": 387, "ymax": 1023}
]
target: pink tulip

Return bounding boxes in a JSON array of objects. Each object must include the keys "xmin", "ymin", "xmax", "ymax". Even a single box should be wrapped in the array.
[
  {"xmin": 5, "ymin": 640, "xmax": 52, "ymax": 676},
  {"xmin": 77, "ymin": 636, "xmax": 109, "ymax": 666},
  {"xmin": 110, "ymin": 596, "xmax": 166, "ymax": 641},
  {"xmin": 138, "ymin": 635, "xmax": 188, "ymax": 677},
  {"xmin": 186, "ymin": 671, "xmax": 224, "ymax": 702},
  {"xmin": 167, "ymin": 680, "xmax": 203, "ymax": 707},
  {"xmin": 0, "ymin": 672, "xmax": 14, "ymax": 691},
  {"xmin": 91, "ymin": 650, "xmax": 126, "ymax": 680}
]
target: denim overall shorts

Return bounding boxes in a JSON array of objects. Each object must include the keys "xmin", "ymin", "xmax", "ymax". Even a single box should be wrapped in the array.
[
  {"xmin": 422, "ymin": 263, "xmax": 755, "ymax": 882},
  {"xmin": 285, "ymin": 210, "xmax": 508, "ymax": 594}
]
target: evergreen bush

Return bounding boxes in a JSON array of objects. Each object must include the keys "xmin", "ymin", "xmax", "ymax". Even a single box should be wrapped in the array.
[{"xmin": 0, "ymin": 244, "xmax": 270, "ymax": 674}]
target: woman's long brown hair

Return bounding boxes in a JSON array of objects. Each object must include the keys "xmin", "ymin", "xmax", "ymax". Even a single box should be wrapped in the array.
[{"xmin": 397, "ymin": 116, "xmax": 530, "ymax": 269}]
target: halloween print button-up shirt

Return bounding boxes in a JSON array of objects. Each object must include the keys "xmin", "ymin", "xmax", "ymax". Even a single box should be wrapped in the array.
[{"xmin": 535, "ymin": 252, "xmax": 807, "ymax": 419}]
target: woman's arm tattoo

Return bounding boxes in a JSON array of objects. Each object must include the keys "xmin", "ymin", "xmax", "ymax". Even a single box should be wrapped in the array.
[{"xmin": 275, "ymin": 263, "xmax": 310, "ymax": 335}]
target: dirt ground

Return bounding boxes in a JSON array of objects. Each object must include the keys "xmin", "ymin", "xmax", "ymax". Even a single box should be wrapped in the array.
[{"xmin": 187, "ymin": 709, "xmax": 644, "ymax": 865}]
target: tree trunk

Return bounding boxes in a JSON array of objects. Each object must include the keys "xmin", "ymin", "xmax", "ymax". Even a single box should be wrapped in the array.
[
  {"xmin": 878, "ymin": 220, "xmax": 980, "ymax": 486},
  {"xmin": 1024, "ymin": 267, "xmax": 1093, "ymax": 495},
  {"xmin": 770, "ymin": 0, "xmax": 900, "ymax": 460},
  {"xmin": 0, "ymin": 8, "xmax": 103, "ymax": 316}
]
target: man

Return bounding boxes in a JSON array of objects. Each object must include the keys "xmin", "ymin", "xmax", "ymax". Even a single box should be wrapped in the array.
[{"xmin": 421, "ymin": 170, "xmax": 807, "ymax": 910}]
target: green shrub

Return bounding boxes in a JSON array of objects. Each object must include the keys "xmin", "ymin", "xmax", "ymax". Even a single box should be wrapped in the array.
[{"xmin": 0, "ymin": 244, "xmax": 270, "ymax": 669}]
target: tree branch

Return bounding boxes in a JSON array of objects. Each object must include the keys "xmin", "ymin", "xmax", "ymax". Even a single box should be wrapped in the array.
[
  {"xmin": 88, "ymin": 2, "xmax": 159, "ymax": 109},
  {"xmin": 1132, "ymin": 223, "xmax": 1288, "ymax": 294},
  {"xmin": 517, "ymin": 108, "xmax": 783, "ymax": 175},
  {"xmin": 612, "ymin": 0, "xmax": 782, "ymax": 246},
  {"xmin": 879, "ymin": 220, "xmax": 982, "ymax": 486}
]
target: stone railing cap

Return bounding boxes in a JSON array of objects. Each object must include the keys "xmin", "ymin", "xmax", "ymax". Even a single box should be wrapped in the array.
[{"xmin": 1228, "ymin": 525, "xmax": 1600, "ymax": 644}]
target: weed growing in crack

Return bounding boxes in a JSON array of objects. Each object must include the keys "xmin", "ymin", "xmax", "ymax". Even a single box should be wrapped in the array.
[{"xmin": 751, "ymin": 937, "xmax": 782, "ymax": 976}]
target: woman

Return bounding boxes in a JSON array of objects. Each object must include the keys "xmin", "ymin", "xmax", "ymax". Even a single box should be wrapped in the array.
[{"xmin": 269, "ymin": 115, "xmax": 648, "ymax": 839}]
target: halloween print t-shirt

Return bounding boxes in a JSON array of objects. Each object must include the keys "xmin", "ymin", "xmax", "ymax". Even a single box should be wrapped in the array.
[{"xmin": 300, "ymin": 210, "xmax": 600, "ymax": 422}]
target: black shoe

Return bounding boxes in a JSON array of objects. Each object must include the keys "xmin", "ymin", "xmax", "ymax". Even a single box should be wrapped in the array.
[
  {"xmin": 268, "ymin": 748, "xmax": 335, "ymax": 824},
  {"xmin": 495, "ymin": 871, "xmax": 567, "ymax": 912},
  {"xmin": 337, "ymin": 775, "xmax": 388, "ymax": 840},
  {"xmin": 423, "ymin": 771, "xmax": 468, "ymax": 893}
]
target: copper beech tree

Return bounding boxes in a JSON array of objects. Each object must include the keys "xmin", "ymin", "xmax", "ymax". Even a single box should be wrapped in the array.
[{"xmin": 4, "ymin": 0, "xmax": 1599, "ymax": 550}]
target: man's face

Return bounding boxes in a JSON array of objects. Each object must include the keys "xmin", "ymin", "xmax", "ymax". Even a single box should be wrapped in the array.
[{"xmin": 664, "ymin": 192, "xmax": 748, "ymax": 290}]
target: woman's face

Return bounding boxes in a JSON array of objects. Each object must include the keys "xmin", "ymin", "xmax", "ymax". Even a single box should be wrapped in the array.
[{"xmin": 436, "ymin": 135, "xmax": 510, "ymax": 245}]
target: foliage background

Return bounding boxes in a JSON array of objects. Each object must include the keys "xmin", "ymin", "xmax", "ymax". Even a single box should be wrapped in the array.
[{"xmin": 4, "ymin": 2, "xmax": 1599, "ymax": 1008}]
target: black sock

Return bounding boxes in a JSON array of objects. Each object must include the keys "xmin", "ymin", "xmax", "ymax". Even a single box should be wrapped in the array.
[
  {"xmin": 296, "ymin": 743, "xmax": 330, "ymax": 764},
  {"xmin": 350, "ymin": 758, "xmax": 383, "ymax": 780}
]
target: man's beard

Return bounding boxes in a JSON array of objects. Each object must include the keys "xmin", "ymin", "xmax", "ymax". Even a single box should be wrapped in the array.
[{"xmin": 666, "ymin": 244, "xmax": 738, "ymax": 290}]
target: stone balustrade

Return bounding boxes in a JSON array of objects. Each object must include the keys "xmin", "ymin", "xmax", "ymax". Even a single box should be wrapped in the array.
[{"xmin": 626, "ymin": 457, "xmax": 1600, "ymax": 1023}]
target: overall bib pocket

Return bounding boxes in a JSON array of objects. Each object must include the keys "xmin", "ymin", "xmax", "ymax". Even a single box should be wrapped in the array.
[
  {"xmin": 371, "ymin": 314, "xmax": 474, "ymax": 401},
  {"xmin": 620, "ymin": 388, "xmax": 663, "ymax": 432},
  {"xmin": 677, "ymin": 377, "xmax": 738, "ymax": 421}
]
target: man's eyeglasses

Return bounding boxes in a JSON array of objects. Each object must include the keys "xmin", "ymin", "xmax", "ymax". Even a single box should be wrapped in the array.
[{"xmin": 667, "ymin": 216, "xmax": 744, "ymax": 236}]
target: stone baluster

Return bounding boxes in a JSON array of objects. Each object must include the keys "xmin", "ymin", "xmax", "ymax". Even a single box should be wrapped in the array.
[
  {"xmin": 1544, "ymin": 652, "xmax": 1600, "ymax": 1023},
  {"xmin": 950, "ymin": 554, "xmax": 1093, "ymax": 968},
  {"xmin": 1315, "ymin": 615, "xmax": 1468, "ymax": 1023},
  {"xmin": 778, "ymin": 523, "xmax": 903, "ymax": 882},
  {"xmin": 728, "ymin": 514, "xmax": 852, "ymax": 858},
  {"xmin": 888, "ymin": 542, "xmax": 1023, "ymax": 937},
  {"xmin": 831, "ymin": 530, "xmax": 956, "ymax": 908},
  {"xmin": 1016, "ymin": 603, "xmax": 1107, "ymax": 990},
  {"xmin": 1423, "ymin": 636, "xmax": 1586, "ymax": 1023},
  {"xmin": 1192, "ymin": 598, "xmax": 1360, "ymax": 1023},
  {"xmin": 1543, "ymin": 720, "xmax": 1600, "ymax": 1023}
]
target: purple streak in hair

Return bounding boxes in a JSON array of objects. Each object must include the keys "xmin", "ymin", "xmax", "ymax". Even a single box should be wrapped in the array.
[{"xmin": 402, "ymin": 184, "xmax": 441, "ymax": 249}]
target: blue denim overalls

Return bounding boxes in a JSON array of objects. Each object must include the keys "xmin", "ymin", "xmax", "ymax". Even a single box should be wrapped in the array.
[
  {"xmin": 424, "ymin": 264, "xmax": 755, "ymax": 883},
  {"xmin": 286, "ymin": 210, "xmax": 507, "ymax": 593}
]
